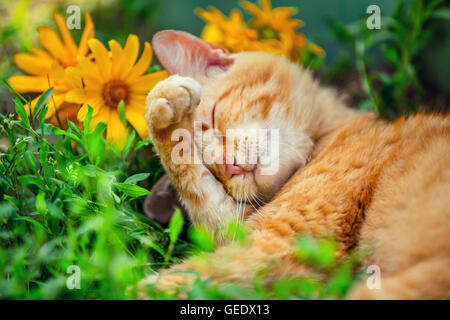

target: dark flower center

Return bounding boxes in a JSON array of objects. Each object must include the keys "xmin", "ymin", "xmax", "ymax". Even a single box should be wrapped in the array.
[{"xmin": 103, "ymin": 80, "xmax": 129, "ymax": 108}]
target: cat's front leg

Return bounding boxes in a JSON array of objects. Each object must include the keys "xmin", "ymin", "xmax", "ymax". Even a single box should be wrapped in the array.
[{"xmin": 145, "ymin": 75, "xmax": 245, "ymax": 238}]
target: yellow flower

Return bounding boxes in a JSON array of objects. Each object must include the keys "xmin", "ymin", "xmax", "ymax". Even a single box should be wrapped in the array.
[
  {"xmin": 197, "ymin": 1, "xmax": 325, "ymax": 63},
  {"xmin": 243, "ymin": 0, "xmax": 320, "ymax": 61},
  {"xmin": 309, "ymin": 43, "xmax": 326, "ymax": 57},
  {"xmin": 8, "ymin": 12, "xmax": 95, "ymax": 128},
  {"xmin": 196, "ymin": 7, "xmax": 259, "ymax": 53},
  {"xmin": 242, "ymin": 0, "xmax": 303, "ymax": 34},
  {"xmin": 65, "ymin": 35, "xmax": 169, "ymax": 149}
]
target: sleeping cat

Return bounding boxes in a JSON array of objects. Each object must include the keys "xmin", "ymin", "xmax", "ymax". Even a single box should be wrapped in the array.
[{"xmin": 141, "ymin": 30, "xmax": 450, "ymax": 299}]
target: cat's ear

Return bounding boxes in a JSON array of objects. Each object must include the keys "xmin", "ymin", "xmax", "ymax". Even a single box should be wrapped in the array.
[{"xmin": 152, "ymin": 30, "xmax": 234, "ymax": 80}]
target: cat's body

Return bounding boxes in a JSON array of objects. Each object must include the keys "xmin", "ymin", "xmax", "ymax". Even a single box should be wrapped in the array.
[{"xmin": 142, "ymin": 31, "xmax": 450, "ymax": 299}]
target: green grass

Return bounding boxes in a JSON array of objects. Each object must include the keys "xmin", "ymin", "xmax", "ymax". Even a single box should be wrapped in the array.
[{"xmin": 0, "ymin": 85, "xmax": 194, "ymax": 299}]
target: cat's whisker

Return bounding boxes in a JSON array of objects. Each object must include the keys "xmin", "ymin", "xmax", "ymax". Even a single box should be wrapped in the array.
[
  {"xmin": 232, "ymin": 198, "xmax": 240, "ymax": 243},
  {"xmin": 278, "ymin": 141, "xmax": 308, "ymax": 162},
  {"xmin": 252, "ymin": 197, "xmax": 265, "ymax": 211},
  {"xmin": 249, "ymin": 194, "xmax": 264, "ymax": 218},
  {"xmin": 254, "ymin": 192, "xmax": 269, "ymax": 206},
  {"xmin": 243, "ymin": 190, "xmax": 250, "ymax": 223},
  {"xmin": 251, "ymin": 192, "xmax": 264, "ymax": 207}
]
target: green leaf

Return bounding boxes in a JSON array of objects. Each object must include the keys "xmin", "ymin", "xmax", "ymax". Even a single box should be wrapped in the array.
[
  {"xmin": 431, "ymin": 8, "xmax": 450, "ymax": 21},
  {"xmin": 67, "ymin": 120, "xmax": 81, "ymax": 135},
  {"xmin": 14, "ymin": 97, "xmax": 30, "ymax": 128},
  {"xmin": 84, "ymin": 121, "xmax": 107, "ymax": 165},
  {"xmin": 38, "ymin": 105, "xmax": 48, "ymax": 134},
  {"xmin": 382, "ymin": 46, "xmax": 400, "ymax": 66},
  {"xmin": 35, "ymin": 192, "xmax": 47, "ymax": 215},
  {"xmin": 274, "ymin": 278, "xmax": 321, "ymax": 299},
  {"xmin": 83, "ymin": 105, "xmax": 93, "ymax": 135},
  {"xmin": 53, "ymin": 127, "xmax": 83, "ymax": 145},
  {"xmin": 18, "ymin": 175, "xmax": 45, "ymax": 190},
  {"xmin": 188, "ymin": 226, "xmax": 216, "ymax": 252},
  {"xmin": 24, "ymin": 151, "xmax": 38, "ymax": 173},
  {"xmin": 33, "ymin": 87, "xmax": 53, "ymax": 121},
  {"xmin": 296, "ymin": 236, "xmax": 338, "ymax": 270},
  {"xmin": 39, "ymin": 143, "xmax": 49, "ymax": 169},
  {"xmin": 81, "ymin": 164, "xmax": 106, "ymax": 177},
  {"xmin": 316, "ymin": 238, "xmax": 337, "ymax": 269},
  {"xmin": 169, "ymin": 208, "xmax": 184, "ymax": 243},
  {"xmin": 135, "ymin": 235, "xmax": 165, "ymax": 256},
  {"xmin": 225, "ymin": 221, "xmax": 247, "ymax": 243},
  {"xmin": 326, "ymin": 18, "xmax": 355, "ymax": 45},
  {"xmin": 115, "ymin": 182, "xmax": 150, "ymax": 198},
  {"xmin": 358, "ymin": 100, "xmax": 374, "ymax": 111},
  {"xmin": 4, "ymin": 195, "xmax": 18, "ymax": 208},
  {"xmin": 2, "ymin": 78, "xmax": 27, "ymax": 104},
  {"xmin": 377, "ymin": 72, "xmax": 393, "ymax": 85},
  {"xmin": 134, "ymin": 139, "xmax": 150, "ymax": 151},
  {"xmin": 15, "ymin": 216, "xmax": 50, "ymax": 233},
  {"xmin": 296, "ymin": 236, "xmax": 317, "ymax": 263},
  {"xmin": 117, "ymin": 100, "xmax": 127, "ymax": 126},
  {"xmin": 322, "ymin": 262, "xmax": 354, "ymax": 299},
  {"xmin": 148, "ymin": 65, "xmax": 162, "ymax": 73},
  {"xmin": 124, "ymin": 173, "xmax": 150, "ymax": 184}
]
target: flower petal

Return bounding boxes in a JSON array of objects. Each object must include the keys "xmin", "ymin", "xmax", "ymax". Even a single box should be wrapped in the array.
[
  {"xmin": 78, "ymin": 12, "xmax": 95, "ymax": 56},
  {"xmin": 77, "ymin": 103, "xmax": 90, "ymax": 122},
  {"xmin": 125, "ymin": 41, "xmax": 152, "ymax": 81},
  {"xmin": 77, "ymin": 56, "xmax": 103, "ymax": 84},
  {"xmin": 38, "ymin": 26, "xmax": 66, "ymax": 61},
  {"xmin": 77, "ymin": 96, "xmax": 105, "ymax": 122},
  {"xmin": 128, "ymin": 70, "xmax": 169, "ymax": 93},
  {"xmin": 107, "ymin": 111, "xmax": 128, "ymax": 149},
  {"xmin": 108, "ymin": 39, "xmax": 124, "ymax": 79},
  {"xmin": 13, "ymin": 52, "xmax": 53, "ymax": 76},
  {"xmin": 126, "ymin": 107, "xmax": 148, "ymax": 140},
  {"xmin": 8, "ymin": 75, "xmax": 50, "ymax": 93},
  {"xmin": 65, "ymin": 66, "xmax": 83, "ymax": 87},
  {"xmin": 53, "ymin": 12, "xmax": 77, "ymax": 56},
  {"xmin": 118, "ymin": 34, "xmax": 139, "ymax": 79},
  {"xmin": 261, "ymin": 0, "xmax": 272, "ymax": 11},
  {"xmin": 65, "ymin": 88, "xmax": 87, "ymax": 104},
  {"xmin": 29, "ymin": 46, "xmax": 53, "ymax": 60},
  {"xmin": 128, "ymin": 94, "xmax": 146, "ymax": 114},
  {"xmin": 88, "ymin": 38, "xmax": 111, "ymax": 81},
  {"xmin": 50, "ymin": 64, "xmax": 74, "ymax": 89},
  {"xmin": 200, "ymin": 24, "xmax": 224, "ymax": 44}
]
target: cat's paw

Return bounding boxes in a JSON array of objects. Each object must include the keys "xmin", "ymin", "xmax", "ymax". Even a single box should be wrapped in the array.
[{"xmin": 145, "ymin": 75, "xmax": 202, "ymax": 130}]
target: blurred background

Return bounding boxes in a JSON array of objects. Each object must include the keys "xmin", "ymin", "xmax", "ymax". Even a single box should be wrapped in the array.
[{"xmin": 1, "ymin": 0, "xmax": 449, "ymax": 116}]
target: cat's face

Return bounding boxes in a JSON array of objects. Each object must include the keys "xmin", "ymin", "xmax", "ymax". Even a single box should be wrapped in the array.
[{"xmin": 153, "ymin": 31, "xmax": 316, "ymax": 204}]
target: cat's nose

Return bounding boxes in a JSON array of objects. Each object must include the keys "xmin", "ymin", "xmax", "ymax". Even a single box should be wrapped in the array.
[{"xmin": 225, "ymin": 156, "xmax": 256, "ymax": 178}]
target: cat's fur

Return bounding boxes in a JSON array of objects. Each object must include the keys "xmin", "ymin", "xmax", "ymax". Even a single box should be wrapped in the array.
[{"xmin": 142, "ymin": 31, "xmax": 450, "ymax": 299}]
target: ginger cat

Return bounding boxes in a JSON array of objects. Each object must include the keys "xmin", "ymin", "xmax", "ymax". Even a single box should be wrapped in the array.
[{"xmin": 142, "ymin": 30, "xmax": 450, "ymax": 299}]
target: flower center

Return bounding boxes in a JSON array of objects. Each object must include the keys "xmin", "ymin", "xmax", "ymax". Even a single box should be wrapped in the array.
[
  {"xmin": 259, "ymin": 27, "xmax": 278, "ymax": 40},
  {"xmin": 102, "ymin": 80, "xmax": 129, "ymax": 108}
]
